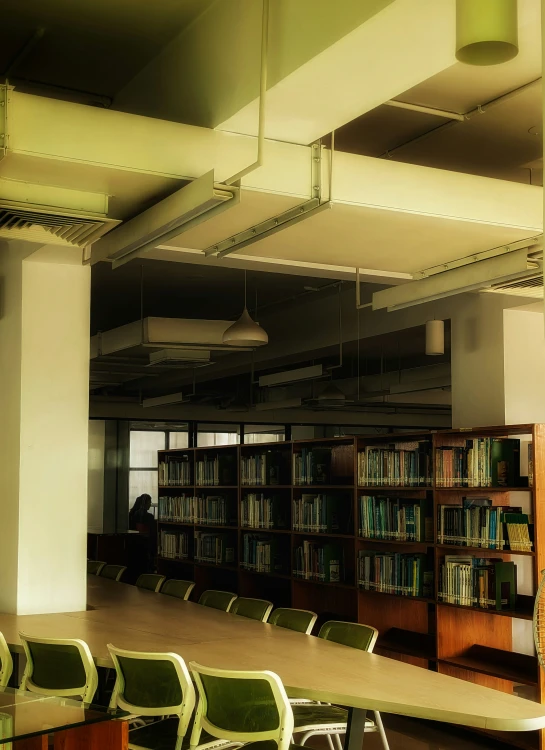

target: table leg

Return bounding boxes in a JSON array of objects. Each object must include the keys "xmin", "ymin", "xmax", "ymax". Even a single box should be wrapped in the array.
[
  {"xmin": 53, "ymin": 720, "xmax": 128, "ymax": 750},
  {"xmin": 344, "ymin": 708, "xmax": 368, "ymax": 750}
]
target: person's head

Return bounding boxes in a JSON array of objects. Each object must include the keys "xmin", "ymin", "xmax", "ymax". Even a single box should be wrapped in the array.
[
  {"xmin": 140, "ymin": 494, "xmax": 152, "ymax": 511},
  {"xmin": 130, "ymin": 494, "xmax": 152, "ymax": 516}
]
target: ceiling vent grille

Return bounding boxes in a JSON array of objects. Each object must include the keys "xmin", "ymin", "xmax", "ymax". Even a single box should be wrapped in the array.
[
  {"xmin": 483, "ymin": 273, "xmax": 544, "ymax": 298},
  {"xmin": 0, "ymin": 202, "xmax": 119, "ymax": 247}
]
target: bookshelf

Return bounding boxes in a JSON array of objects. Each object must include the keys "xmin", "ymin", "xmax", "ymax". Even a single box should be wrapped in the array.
[{"xmin": 156, "ymin": 425, "xmax": 545, "ymax": 750}]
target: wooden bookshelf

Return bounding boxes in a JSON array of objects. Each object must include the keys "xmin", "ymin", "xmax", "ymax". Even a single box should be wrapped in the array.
[{"xmin": 156, "ymin": 425, "xmax": 544, "ymax": 750}]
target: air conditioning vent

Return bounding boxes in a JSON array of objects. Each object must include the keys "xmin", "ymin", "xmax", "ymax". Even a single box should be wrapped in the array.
[
  {"xmin": 483, "ymin": 273, "xmax": 544, "ymax": 298},
  {"xmin": 0, "ymin": 202, "xmax": 119, "ymax": 247}
]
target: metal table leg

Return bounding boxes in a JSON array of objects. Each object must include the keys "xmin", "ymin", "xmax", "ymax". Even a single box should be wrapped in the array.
[{"xmin": 344, "ymin": 708, "xmax": 368, "ymax": 750}]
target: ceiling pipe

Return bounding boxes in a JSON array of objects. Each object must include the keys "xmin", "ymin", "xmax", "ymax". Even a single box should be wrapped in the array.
[
  {"xmin": 384, "ymin": 100, "xmax": 465, "ymax": 121},
  {"xmin": 382, "ymin": 77, "xmax": 542, "ymax": 159}
]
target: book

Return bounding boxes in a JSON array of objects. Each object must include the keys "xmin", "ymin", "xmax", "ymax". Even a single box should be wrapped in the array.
[
  {"xmin": 241, "ymin": 493, "xmax": 288, "ymax": 530},
  {"xmin": 438, "ymin": 555, "xmax": 516, "ymax": 610},
  {"xmin": 357, "ymin": 551, "xmax": 432, "ymax": 598},
  {"xmin": 359, "ymin": 496, "xmax": 432, "ymax": 542},
  {"xmin": 195, "ymin": 454, "xmax": 236, "ymax": 486},
  {"xmin": 293, "ymin": 541, "xmax": 343, "ymax": 583},
  {"xmin": 241, "ymin": 451, "xmax": 285, "ymax": 486},
  {"xmin": 241, "ymin": 534, "xmax": 285, "ymax": 573},
  {"xmin": 293, "ymin": 447, "xmax": 332, "ymax": 485},
  {"xmin": 292, "ymin": 494, "xmax": 342, "ymax": 533},
  {"xmin": 158, "ymin": 456, "xmax": 192, "ymax": 486},
  {"xmin": 357, "ymin": 441, "xmax": 432, "ymax": 487},
  {"xmin": 501, "ymin": 512, "xmax": 533, "ymax": 552},
  {"xmin": 159, "ymin": 530, "xmax": 189, "ymax": 559},
  {"xmin": 435, "ymin": 438, "xmax": 521, "ymax": 488},
  {"xmin": 194, "ymin": 531, "xmax": 235, "ymax": 565}
]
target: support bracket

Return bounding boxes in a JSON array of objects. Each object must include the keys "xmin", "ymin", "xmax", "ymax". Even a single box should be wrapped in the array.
[{"xmin": 0, "ymin": 84, "xmax": 12, "ymax": 162}]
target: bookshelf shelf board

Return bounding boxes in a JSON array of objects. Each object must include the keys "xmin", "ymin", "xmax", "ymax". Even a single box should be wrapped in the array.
[
  {"xmin": 240, "ymin": 440, "xmax": 291, "ymax": 449},
  {"xmin": 239, "ymin": 568, "xmax": 292, "ymax": 580},
  {"xmin": 358, "ymin": 486, "xmax": 432, "ymax": 491},
  {"xmin": 358, "ymin": 588, "xmax": 435, "ymax": 605},
  {"xmin": 292, "ymin": 530, "xmax": 355, "ymax": 539},
  {"xmin": 241, "ymin": 485, "xmax": 292, "ymax": 490},
  {"xmin": 434, "ymin": 487, "xmax": 532, "ymax": 493},
  {"xmin": 241, "ymin": 527, "xmax": 291, "ymax": 534},
  {"xmin": 377, "ymin": 628, "xmax": 437, "ymax": 661},
  {"xmin": 358, "ymin": 537, "xmax": 433, "ymax": 548},
  {"xmin": 195, "ymin": 485, "xmax": 238, "ymax": 489},
  {"xmin": 293, "ymin": 485, "xmax": 355, "ymax": 490},
  {"xmin": 439, "ymin": 645, "xmax": 538, "ymax": 686},
  {"xmin": 194, "ymin": 561, "xmax": 238, "ymax": 571},
  {"xmin": 158, "ymin": 485, "xmax": 194, "ymax": 490},
  {"xmin": 157, "ymin": 556, "xmax": 193, "ymax": 564},
  {"xmin": 292, "ymin": 577, "xmax": 356, "ymax": 590},
  {"xmin": 158, "ymin": 520, "xmax": 194, "ymax": 527},
  {"xmin": 437, "ymin": 600, "xmax": 534, "ymax": 620},
  {"xmin": 436, "ymin": 544, "xmax": 535, "ymax": 556},
  {"xmin": 194, "ymin": 523, "xmax": 238, "ymax": 531}
]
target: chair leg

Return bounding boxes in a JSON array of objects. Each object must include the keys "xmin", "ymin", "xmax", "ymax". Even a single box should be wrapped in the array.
[
  {"xmin": 333, "ymin": 733, "xmax": 344, "ymax": 750},
  {"xmin": 373, "ymin": 711, "xmax": 390, "ymax": 750}
]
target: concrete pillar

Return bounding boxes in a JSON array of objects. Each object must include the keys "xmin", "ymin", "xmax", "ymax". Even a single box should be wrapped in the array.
[
  {"xmin": 451, "ymin": 294, "xmax": 545, "ymax": 428},
  {"xmin": 0, "ymin": 242, "xmax": 90, "ymax": 614}
]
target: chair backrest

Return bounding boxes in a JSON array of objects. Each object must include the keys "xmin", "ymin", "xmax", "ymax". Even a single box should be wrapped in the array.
[
  {"xmin": 268, "ymin": 608, "xmax": 317, "ymax": 634},
  {"xmin": 190, "ymin": 662, "xmax": 293, "ymax": 750},
  {"xmin": 230, "ymin": 597, "xmax": 273, "ymax": 622},
  {"xmin": 99, "ymin": 564, "xmax": 127, "ymax": 582},
  {"xmin": 0, "ymin": 631, "xmax": 13, "ymax": 688},
  {"xmin": 87, "ymin": 560, "xmax": 106, "ymax": 576},
  {"xmin": 198, "ymin": 590, "xmax": 237, "ymax": 612},
  {"xmin": 318, "ymin": 621, "xmax": 378, "ymax": 653},
  {"xmin": 161, "ymin": 579, "xmax": 195, "ymax": 601},
  {"xmin": 135, "ymin": 574, "xmax": 166, "ymax": 593},
  {"xmin": 108, "ymin": 644, "xmax": 195, "ymax": 739},
  {"xmin": 19, "ymin": 633, "xmax": 98, "ymax": 703}
]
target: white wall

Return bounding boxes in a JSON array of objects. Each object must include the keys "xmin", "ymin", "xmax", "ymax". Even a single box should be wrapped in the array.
[
  {"xmin": 88, "ymin": 420, "xmax": 106, "ymax": 533},
  {"xmin": 503, "ymin": 309, "xmax": 545, "ymax": 424}
]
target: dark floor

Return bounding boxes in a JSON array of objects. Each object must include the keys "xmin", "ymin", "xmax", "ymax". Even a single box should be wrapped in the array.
[{"xmin": 304, "ymin": 714, "xmax": 519, "ymax": 750}]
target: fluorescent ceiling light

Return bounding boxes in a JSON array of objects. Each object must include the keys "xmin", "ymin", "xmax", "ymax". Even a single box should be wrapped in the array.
[
  {"xmin": 372, "ymin": 249, "xmax": 537, "ymax": 311},
  {"xmin": 259, "ymin": 364, "xmax": 324, "ymax": 387},
  {"xmin": 148, "ymin": 349, "xmax": 211, "ymax": 366},
  {"xmin": 142, "ymin": 392, "xmax": 189, "ymax": 408}
]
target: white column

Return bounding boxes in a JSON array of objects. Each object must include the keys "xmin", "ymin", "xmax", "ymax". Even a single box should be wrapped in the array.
[
  {"xmin": 451, "ymin": 294, "xmax": 545, "ymax": 428},
  {"xmin": 0, "ymin": 241, "xmax": 90, "ymax": 614}
]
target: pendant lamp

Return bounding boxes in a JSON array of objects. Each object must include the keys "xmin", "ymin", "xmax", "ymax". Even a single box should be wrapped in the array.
[
  {"xmin": 222, "ymin": 271, "xmax": 268, "ymax": 347},
  {"xmin": 456, "ymin": 0, "xmax": 518, "ymax": 66},
  {"xmin": 426, "ymin": 320, "xmax": 444, "ymax": 356}
]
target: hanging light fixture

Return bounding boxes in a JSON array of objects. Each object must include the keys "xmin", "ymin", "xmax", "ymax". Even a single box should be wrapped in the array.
[
  {"xmin": 222, "ymin": 271, "xmax": 268, "ymax": 347},
  {"xmin": 456, "ymin": 0, "xmax": 518, "ymax": 66},
  {"xmin": 426, "ymin": 320, "xmax": 445, "ymax": 356},
  {"xmin": 316, "ymin": 382, "xmax": 346, "ymax": 406}
]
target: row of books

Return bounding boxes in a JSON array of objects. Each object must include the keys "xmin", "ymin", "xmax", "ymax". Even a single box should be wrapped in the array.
[
  {"xmin": 158, "ymin": 531, "xmax": 189, "ymax": 559},
  {"xmin": 357, "ymin": 442, "xmax": 432, "ymax": 487},
  {"xmin": 195, "ymin": 455, "xmax": 236, "ymax": 487},
  {"xmin": 158, "ymin": 457, "xmax": 192, "ymax": 487},
  {"xmin": 358, "ymin": 496, "xmax": 431, "ymax": 542},
  {"xmin": 293, "ymin": 447, "xmax": 332, "ymax": 485},
  {"xmin": 438, "ymin": 556, "xmax": 516, "ymax": 610},
  {"xmin": 241, "ymin": 452, "xmax": 284, "ymax": 486},
  {"xmin": 158, "ymin": 495, "xmax": 232, "ymax": 525},
  {"xmin": 437, "ymin": 500, "xmax": 533, "ymax": 550},
  {"xmin": 357, "ymin": 551, "xmax": 432, "ymax": 598},
  {"xmin": 194, "ymin": 531, "xmax": 236, "ymax": 565},
  {"xmin": 240, "ymin": 534, "xmax": 283, "ymax": 574},
  {"xmin": 293, "ymin": 541, "xmax": 342, "ymax": 582},
  {"xmin": 435, "ymin": 438, "xmax": 520, "ymax": 487},
  {"xmin": 292, "ymin": 494, "xmax": 341, "ymax": 533},
  {"xmin": 241, "ymin": 494, "xmax": 287, "ymax": 530}
]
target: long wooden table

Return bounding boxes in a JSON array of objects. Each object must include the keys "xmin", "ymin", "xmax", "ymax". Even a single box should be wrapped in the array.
[{"xmin": 1, "ymin": 577, "xmax": 545, "ymax": 750}]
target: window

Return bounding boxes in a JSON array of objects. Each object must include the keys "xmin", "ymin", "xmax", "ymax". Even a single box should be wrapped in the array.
[
  {"xmin": 244, "ymin": 424, "xmax": 285, "ymax": 443},
  {"xmin": 197, "ymin": 424, "xmax": 240, "ymax": 447},
  {"xmin": 129, "ymin": 426, "xmax": 188, "ymax": 515}
]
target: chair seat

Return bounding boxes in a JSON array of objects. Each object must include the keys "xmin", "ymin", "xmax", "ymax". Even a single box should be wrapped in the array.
[
  {"xmin": 244, "ymin": 743, "xmax": 307, "ymax": 750},
  {"xmin": 129, "ymin": 718, "xmax": 226, "ymax": 750},
  {"xmin": 292, "ymin": 704, "xmax": 376, "ymax": 731}
]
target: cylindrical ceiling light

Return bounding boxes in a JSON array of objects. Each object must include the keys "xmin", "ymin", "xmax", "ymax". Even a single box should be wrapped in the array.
[
  {"xmin": 222, "ymin": 270, "xmax": 268, "ymax": 347},
  {"xmin": 456, "ymin": 0, "xmax": 518, "ymax": 66},
  {"xmin": 426, "ymin": 320, "xmax": 445, "ymax": 356}
]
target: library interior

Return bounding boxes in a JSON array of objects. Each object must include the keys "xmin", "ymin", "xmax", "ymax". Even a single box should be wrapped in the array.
[{"xmin": 1, "ymin": 1, "xmax": 545, "ymax": 750}]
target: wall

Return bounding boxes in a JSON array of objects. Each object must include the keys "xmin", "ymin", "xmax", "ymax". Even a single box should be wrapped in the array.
[
  {"xmin": 88, "ymin": 420, "xmax": 106, "ymax": 533},
  {"xmin": 503, "ymin": 309, "xmax": 545, "ymax": 424}
]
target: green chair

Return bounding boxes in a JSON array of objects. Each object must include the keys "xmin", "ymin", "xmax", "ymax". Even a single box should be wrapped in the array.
[
  {"xmin": 161, "ymin": 579, "xmax": 196, "ymax": 601},
  {"xmin": 0, "ymin": 631, "xmax": 13, "ymax": 687},
  {"xmin": 190, "ymin": 661, "xmax": 305, "ymax": 750},
  {"xmin": 292, "ymin": 621, "xmax": 389, "ymax": 750},
  {"xmin": 19, "ymin": 633, "xmax": 98, "ymax": 704},
  {"xmin": 230, "ymin": 597, "xmax": 273, "ymax": 622},
  {"xmin": 268, "ymin": 608, "xmax": 317, "ymax": 635},
  {"xmin": 108, "ymin": 644, "xmax": 197, "ymax": 750},
  {"xmin": 136, "ymin": 574, "xmax": 166, "ymax": 593},
  {"xmin": 87, "ymin": 560, "xmax": 106, "ymax": 575},
  {"xmin": 198, "ymin": 590, "xmax": 237, "ymax": 612},
  {"xmin": 99, "ymin": 564, "xmax": 127, "ymax": 582}
]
